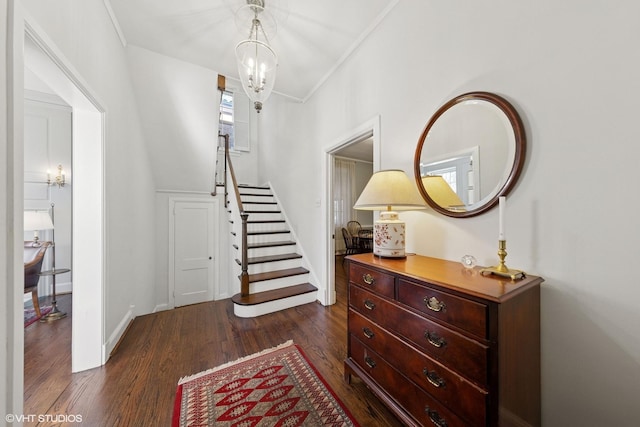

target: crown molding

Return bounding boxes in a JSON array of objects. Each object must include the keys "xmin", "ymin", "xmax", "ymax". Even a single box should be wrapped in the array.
[{"xmin": 302, "ymin": 0, "xmax": 400, "ymax": 103}]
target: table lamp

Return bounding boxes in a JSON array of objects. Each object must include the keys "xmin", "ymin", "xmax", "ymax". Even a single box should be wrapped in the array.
[
  {"xmin": 24, "ymin": 210, "xmax": 54, "ymax": 245},
  {"xmin": 354, "ymin": 169, "xmax": 426, "ymax": 258},
  {"xmin": 422, "ymin": 175, "xmax": 466, "ymax": 211},
  {"xmin": 25, "ymin": 205, "xmax": 68, "ymax": 320}
]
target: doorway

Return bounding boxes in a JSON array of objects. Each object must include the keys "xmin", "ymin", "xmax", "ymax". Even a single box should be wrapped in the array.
[
  {"xmin": 23, "ymin": 22, "xmax": 105, "ymax": 373},
  {"xmin": 324, "ymin": 116, "xmax": 380, "ymax": 305}
]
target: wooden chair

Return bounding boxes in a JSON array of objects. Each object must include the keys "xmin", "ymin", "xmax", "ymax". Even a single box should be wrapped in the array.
[
  {"xmin": 24, "ymin": 241, "xmax": 51, "ymax": 317},
  {"xmin": 342, "ymin": 228, "xmax": 362, "ymax": 265},
  {"xmin": 346, "ymin": 221, "xmax": 362, "ymax": 237}
]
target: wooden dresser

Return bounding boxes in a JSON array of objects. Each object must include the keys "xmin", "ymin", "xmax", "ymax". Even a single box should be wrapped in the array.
[{"xmin": 344, "ymin": 253, "xmax": 542, "ymax": 427}]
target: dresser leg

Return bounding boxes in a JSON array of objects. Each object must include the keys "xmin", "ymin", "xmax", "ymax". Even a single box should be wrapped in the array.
[{"xmin": 343, "ymin": 362, "xmax": 352, "ymax": 384}]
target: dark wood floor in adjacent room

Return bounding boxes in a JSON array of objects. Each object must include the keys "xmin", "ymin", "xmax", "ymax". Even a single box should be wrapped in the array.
[{"xmin": 24, "ymin": 257, "xmax": 403, "ymax": 426}]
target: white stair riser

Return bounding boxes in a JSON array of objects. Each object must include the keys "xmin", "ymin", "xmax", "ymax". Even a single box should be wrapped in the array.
[
  {"xmin": 249, "ymin": 274, "xmax": 310, "ymax": 294},
  {"xmin": 242, "ymin": 195, "xmax": 275, "ymax": 203},
  {"xmin": 239, "ymin": 187, "xmax": 272, "ymax": 196},
  {"xmin": 249, "ymin": 245, "xmax": 297, "ymax": 258},
  {"xmin": 247, "ymin": 223, "xmax": 288, "ymax": 233},
  {"xmin": 234, "ymin": 292, "xmax": 318, "ymax": 318},
  {"xmin": 244, "ymin": 203, "xmax": 280, "ymax": 212},
  {"xmin": 246, "ymin": 213, "xmax": 283, "ymax": 222},
  {"xmin": 247, "ymin": 233, "xmax": 292, "ymax": 245},
  {"xmin": 248, "ymin": 259, "xmax": 302, "ymax": 274}
]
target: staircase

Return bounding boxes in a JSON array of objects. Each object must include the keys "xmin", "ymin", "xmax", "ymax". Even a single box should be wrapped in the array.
[{"xmin": 230, "ymin": 184, "xmax": 318, "ymax": 317}]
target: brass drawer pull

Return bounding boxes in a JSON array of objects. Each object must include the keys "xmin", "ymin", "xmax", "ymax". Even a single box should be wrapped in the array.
[
  {"xmin": 364, "ymin": 300, "xmax": 376, "ymax": 310},
  {"xmin": 423, "ymin": 369, "xmax": 446, "ymax": 388},
  {"xmin": 425, "ymin": 406, "xmax": 447, "ymax": 427},
  {"xmin": 362, "ymin": 327, "xmax": 375, "ymax": 339},
  {"xmin": 424, "ymin": 296, "xmax": 446, "ymax": 312},
  {"xmin": 364, "ymin": 356, "xmax": 376, "ymax": 369},
  {"xmin": 424, "ymin": 331, "xmax": 447, "ymax": 348},
  {"xmin": 362, "ymin": 273, "xmax": 375, "ymax": 285}
]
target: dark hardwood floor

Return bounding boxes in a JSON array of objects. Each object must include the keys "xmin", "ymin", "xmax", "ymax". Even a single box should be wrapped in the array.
[{"xmin": 24, "ymin": 256, "xmax": 403, "ymax": 426}]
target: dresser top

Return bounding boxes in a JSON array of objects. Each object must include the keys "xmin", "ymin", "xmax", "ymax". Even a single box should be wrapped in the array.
[{"xmin": 347, "ymin": 253, "xmax": 543, "ymax": 302}]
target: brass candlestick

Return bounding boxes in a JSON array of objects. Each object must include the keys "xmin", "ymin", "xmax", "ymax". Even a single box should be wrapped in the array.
[{"xmin": 480, "ymin": 240, "xmax": 525, "ymax": 280}]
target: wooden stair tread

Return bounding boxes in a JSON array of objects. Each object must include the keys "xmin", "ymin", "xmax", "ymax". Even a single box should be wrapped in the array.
[
  {"xmin": 247, "ymin": 253, "xmax": 302, "ymax": 264},
  {"xmin": 238, "ymin": 184, "xmax": 270, "ymax": 190},
  {"xmin": 245, "ymin": 210, "xmax": 282, "ymax": 214},
  {"xmin": 248, "ymin": 230, "xmax": 290, "ymax": 235},
  {"xmin": 248, "ymin": 267, "xmax": 309, "ymax": 283},
  {"xmin": 235, "ymin": 253, "xmax": 302, "ymax": 265},
  {"xmin": 232, "ymin": 283, "xmax": 317, "ymax": 306},
  {"xmin": 242, "ymin": 201, "xmax": 277, "ymax": 205},
  {"xmin": 248, "ymin": 219, "xmax": 285, "ymax": 224},
  {"xmin": 240, "ymin": 192, "xmax": 273, "ymax": 197},
  {"xmin": 248, "ymin": 240, "xmax": 296, "ymax": 249}
]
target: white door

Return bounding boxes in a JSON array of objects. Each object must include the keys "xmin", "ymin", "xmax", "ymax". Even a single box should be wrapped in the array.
[{"xmin": 172, "ymin": 200, "xmax": 216, "ymax": 307}]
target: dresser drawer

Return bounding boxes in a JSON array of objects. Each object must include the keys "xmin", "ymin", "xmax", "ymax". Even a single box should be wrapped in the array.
[
  {"xmin": 398, "ymin": 278, "xmax": 488, "ymax": 339},
  {"xmin": 350, "ymin": 284, "xmax": 489, "ymax": 387},
  {"xmin": 349, "ymin": 263, "xmax": 395, "ymax": 298},
  {"xmin": 349, "ymin": 337, "xmax": 468, "ymax": 427},
  {"xmin": 349, "ymin": 309, "xmax": 487, "ymax": 425}
]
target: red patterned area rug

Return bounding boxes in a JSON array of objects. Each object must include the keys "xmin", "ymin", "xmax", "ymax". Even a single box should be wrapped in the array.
[
  {"xmin": 24, "ymin": 305, "xmax": 52, "ymax": 328},
  {"xmin": 172, "ymin": 341, "xmax": 359, "ymax": 427}
]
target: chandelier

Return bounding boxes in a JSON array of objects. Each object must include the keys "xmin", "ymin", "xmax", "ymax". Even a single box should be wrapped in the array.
[{"xmin": 235, "ymin": 0, "xmax": 278, "ymax": 113}]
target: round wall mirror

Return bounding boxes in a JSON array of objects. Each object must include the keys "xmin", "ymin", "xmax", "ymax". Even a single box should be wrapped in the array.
[{"xmin": 414, "ymin": 92, "xmax": 526, "ymax": 218}]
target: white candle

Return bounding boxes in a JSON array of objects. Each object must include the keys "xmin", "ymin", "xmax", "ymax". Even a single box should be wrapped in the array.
[{"xmin": 498, "ymin": 196, "xmax": 506, "ymax": 240}]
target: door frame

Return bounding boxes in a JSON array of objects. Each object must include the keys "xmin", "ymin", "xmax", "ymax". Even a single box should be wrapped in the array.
[
  {"xmin": 24, "ymin": 14, "xmax": 106, "ymax": 373},
  {"xmin": 323, "ymin": 116, "xmax": 380, "ymax": 305},
  {"xmin": 168, "ymin": 197, "xmax": 219, "ymax": 308}
]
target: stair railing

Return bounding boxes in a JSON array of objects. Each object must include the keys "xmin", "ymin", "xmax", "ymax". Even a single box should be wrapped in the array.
[{"xmin": 219, "ymin": 134, "xmax": 250, "ymax": 296}]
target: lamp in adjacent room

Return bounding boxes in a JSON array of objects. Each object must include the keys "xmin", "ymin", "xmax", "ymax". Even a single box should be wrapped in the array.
[
  {"xmin": 24, "ymin": 210, "xmax": 54, "ymax": 245},
  {"xmin": 422, "ymin": 175, "xmax": 466, "ymax": 211},
  {"xmin": 354, "ymin": 169, "xmax": 426, "ymax": 258},
  {"xmin": 25, "ymin": 204, "xmax": 68, "ymax": 321},
  {"xmin": 235, "ymin": 0, "xmax": 278, "ymax": 113}
]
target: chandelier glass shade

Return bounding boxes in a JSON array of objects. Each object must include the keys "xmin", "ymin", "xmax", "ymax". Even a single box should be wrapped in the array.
[{"xmin": 235, "ymin": 3, "xmax": 278, "ymax": 112}]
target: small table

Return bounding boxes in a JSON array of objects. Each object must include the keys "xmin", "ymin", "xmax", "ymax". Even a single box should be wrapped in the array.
[{"xmin": 39, "ymin": 268, "xmax": 70, "ymax": 322}]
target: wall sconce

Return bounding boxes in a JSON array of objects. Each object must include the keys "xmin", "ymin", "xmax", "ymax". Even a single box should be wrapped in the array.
[{"xmin": 47, "ymin": 164, "xmax": 66, "ymax": 188}]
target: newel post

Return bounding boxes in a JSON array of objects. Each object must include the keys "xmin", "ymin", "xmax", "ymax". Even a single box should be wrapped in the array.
[{"xmin": 240, "ymin": 211, "xmax": 250, "ymax": 296}]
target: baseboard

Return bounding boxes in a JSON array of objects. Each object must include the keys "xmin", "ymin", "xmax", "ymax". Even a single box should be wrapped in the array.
[
  {"xmin": 153, "ymin": 303, "xmax": 168, "ymax": 313},
  {"xmin": 499, "ymin": 407, "xmax": 534, "ymax": 427},
  {"xmin": 105, "ymin": 305, "xmax": 135, "ymax": 360},
  {"xmin": 56, "ymin": 281, "xmax": 72, "ymax": 294}
]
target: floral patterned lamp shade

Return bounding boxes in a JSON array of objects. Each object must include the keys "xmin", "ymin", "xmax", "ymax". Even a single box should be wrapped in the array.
[{"xmin": 354, "ymin": 170, "xmax": 426, "ymax": 258}]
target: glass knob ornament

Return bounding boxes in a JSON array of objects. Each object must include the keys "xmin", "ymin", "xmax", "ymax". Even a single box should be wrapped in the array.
[{"xmin": 461, "ymin": 255, "xmax": 477, "ymax": 269}]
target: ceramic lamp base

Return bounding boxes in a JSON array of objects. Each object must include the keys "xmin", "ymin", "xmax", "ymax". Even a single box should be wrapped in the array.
[{"xmin": 373, "ymin": 211, "xmax": 406, "ymax": 258}]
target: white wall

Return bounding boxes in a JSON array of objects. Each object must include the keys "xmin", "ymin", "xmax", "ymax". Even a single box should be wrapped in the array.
[
  {"xmin": 260, "ymin": 1, "xmax": 640, "ymax": 425},
  {"xmin": 21, "ymin": 0, "xmax": 157, "ymax": 337},
  {"xmin": 125, "ymin": 46, "xmax": 261, "ymax": 307},
  {"xmin": 126, "ymin": 45, "xmax": 260, "ymax": 190}
]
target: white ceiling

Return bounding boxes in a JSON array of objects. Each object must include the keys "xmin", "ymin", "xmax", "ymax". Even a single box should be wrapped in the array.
[
  {"xmin": 335, "ymin": 138, "xmax": 373, "ymax": 163},
  {"xmin": 107, "ymin": 0, "xmax": 398, "ymax": 102}
]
